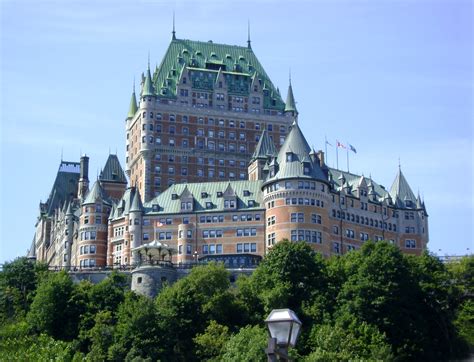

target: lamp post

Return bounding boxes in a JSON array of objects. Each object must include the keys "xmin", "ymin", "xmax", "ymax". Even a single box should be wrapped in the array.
[
  {"xmin": 193, "ymin": 250, "xmax": 199, "ymax": 265},
  {"xmin": 265, "ymin": 308, "xmax": 302, "ymax": 362}
]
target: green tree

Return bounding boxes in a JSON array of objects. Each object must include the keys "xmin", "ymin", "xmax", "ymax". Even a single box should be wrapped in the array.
[
  {"xmin": 86, "ymin": 311, "xmax": 115, "ymax": 361},
  {"xmin": 155, "ymin": 263, "xmax": 242, "ymax": 360},
  {"xmin": 76, "ymin": 272, "xmax": 128, "ymax": 352},
  {"xmin": 0, "ymin": 332, "xmax": 74, "ymax": 361},
  {"xmin": 27, "ymin": 271, "xmax": 80, "ymax": 340},
  {"xmin": 0, "ymin": 257, "xmax": 48, "ymax": 322},
  {"xmin": 454, "ymin": 299, "xmax": 474, "ymax": 347},
  {"xmin": 219, "ymin": 325, "xmax": 267, "ymax": 362},
  {"xmin": 305, "ymin": 318, "xmax": 393, "ymax": 361},
  {"xmin": 193, "ymin": 320, "xmax": 230, "ymax": 361},
  {"xmin": 249, "ymin": 241, "xmax": 329, "ymax": 315},
  {"xmin": 108, "ymin": 292, "xmax": 161, "ymax": 361}
]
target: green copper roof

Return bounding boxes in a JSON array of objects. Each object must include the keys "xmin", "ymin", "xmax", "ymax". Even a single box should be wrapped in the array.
[
  {"xmin": 284, "ymin": 81, "xmax": 297, "ymax": 113},
  {"xmin": 389, "ymin": 168, "xmax": 417, "ymax": 208},
  {"xmin": 142, "ymin": 65, "xmax": 155, "ymax": 97},
  {"xmin": 328, "ymin": 168, "xmax": 390, "ymax": 202},
  {"xmin": 130, "ymin": 187, "xmax": 144, "ymax": 213},
  {"xmin": 142, "ymin": 180, "xmax": 263, "ymax": 215},
  {"xmin": 265, "ymin": 122, "xmax": 327, "ymax": 184},
  {"xmin": 83, "ymin": 180, "xmax": 109, "ymax": 205},
  {"xmin": 99, "ymin": 155, "xmax": 127, "ymax": 184},
  {"xmin": 127, "ymin": 86, "xmax": 138, "ymax": 119},
  {"xmin": 251, "ymin": 130, "xmax": 277, "ymax": 161},
  {"xmin": 150, "ymin": 38, "xmax": 284, "ymax": 110}
]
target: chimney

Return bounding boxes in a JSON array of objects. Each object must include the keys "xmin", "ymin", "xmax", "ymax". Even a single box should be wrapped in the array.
[
  {"xmin": 317, "ymin": 150, "xmax": 325, "ymax": 168},
  {"xmin": 78, "ymin": 154, "xmax": 90, "ymax": 200}
]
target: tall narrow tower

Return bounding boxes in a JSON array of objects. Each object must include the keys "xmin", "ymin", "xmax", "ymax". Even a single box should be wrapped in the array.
[{"xmin": 78, "ymin": 155, "xmax": 89, "ymax": 201}]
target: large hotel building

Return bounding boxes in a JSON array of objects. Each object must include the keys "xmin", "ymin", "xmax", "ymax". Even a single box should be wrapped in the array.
[{"xmin": 30, "ymin": 32, "xmax": 429, "ymax": 268}]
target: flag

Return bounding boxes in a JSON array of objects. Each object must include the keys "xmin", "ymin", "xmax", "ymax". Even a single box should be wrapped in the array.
[
  {"xmin": 349, "ymin": 144, "xmax": 357, "ymax": 153},
  {"xmin": 336, "ymin": 140, "xmax": 346, "ymax": 149},
  {"xmin": 325, "ymin": 137, "xmax": 333, "ymax": 147}
]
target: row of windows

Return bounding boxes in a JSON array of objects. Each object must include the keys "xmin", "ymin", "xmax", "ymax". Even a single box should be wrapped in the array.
[
  {"xmin": 202, "ymin": 244, "xmax": 223, "ymax": 254},
  {"xmin": 332, "ymin": 210, "xmax": 398, "ymax": 231},
  {"xmin": 154, "ymin": 154, "xmax": 247, "ymax": 168},
  {"xmin": 79, "ymin": 259, "xmax": 96, "ymax": 267},
  {"xmin": 84, "ymin": 205, "xmax": 104, "ymax": 213},
  {"xmin": 285, "ymin": 198, "xmax": 325, "ymax": 207},
  {"xmin": 80, "ymin": 231, "xmax": 96, "ymax": 241},
  {"xmin": 83, "ymin": 216, "xmax": 103, "ymax": 225},
  {"xmin": 140, "ymin": 112, "xmax": 285, "ymax": 131},
  {"xmin": 236, "ymin": 228, "xmax": 258, "ymax": 237},
  {"xmin": 236, "ymin": 243, "xmax": 257, "ymax": 253},
  {"xmin": 289, "ymin": 213, "xmax": 322, "ymax": 224},
  {"xmin": 178, "ymin": 230, "xmax": 193, "ymax": 239},
  {"xmin": 80, "ymin": 245, "xmax": 96, "ymax": 255},
  {"xmin": 290, "ymin": 230, "xmax": 322, "ymax": 244},
  {"xmin": 202, "ymin": 230, "xmax": 223, "ymax": 238},
  {"xmin": 265, "ymin": 180, "xmax": 323, "ymax": 192}
]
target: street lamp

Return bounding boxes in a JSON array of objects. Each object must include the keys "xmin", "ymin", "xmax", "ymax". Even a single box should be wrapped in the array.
[
  {"xmin": 193, "ymin": 250, "xmax": 199, "ymax": 265},
  {"xmin": 265, "ymin": 308, "xmax": 302, "ymax": 361}
]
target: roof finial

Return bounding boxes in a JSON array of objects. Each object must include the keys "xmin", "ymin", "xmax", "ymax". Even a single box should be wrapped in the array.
[
  {"xmin": 398, "ymin": 157, "xmax": 401, "ymax": 171},
  {"xmin": 172, "ymin": 11, "xmax": 176, "ymax": 40},
  {"xmin": 133, "ymin": 77, "xmax": 135, "ymax": 93},
  {"xmin": 247, "ymin": 20, "xmax": 251, "ymax": 49},
  {"xmin": 289, "ymin": 68, "xmax": 292, "ymax": 85},
  {"xmin": 60, "ymin": 148, "xmax": 63, "ymax": 161},
  {"xmin": 147, "ymin": 51, "xmax": 150, "ymax": 70}
]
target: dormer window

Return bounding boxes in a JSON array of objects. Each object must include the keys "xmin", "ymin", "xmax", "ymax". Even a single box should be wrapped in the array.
[
  {"xmin": 303, "ymin": 164, "xmax": 310, "ymax": 175},
  {"xmin": 201, "ymin": 192, "xmax": 208, "ymax": 198},
  {"xmin": 248, "ymin": 200, "xmax": 255, "ymax": 207},
  {"xmin": 286, "ymin": 152, "xmax": 293, "ymax": 162},
  {"xmin": 217, "ymin": 191, "xmax": 223, "ymax": 197},
  {"xmin": 152, "ymin": 204, "xmax": 159, "ymax": 212},
  {"xmin": 205, "ymin": 202, "xmax": 213, "ymax": 209},
  {"xmin": 243, "ymin": 190, "xmax": 250, "ymax": 197},
  {"xmin": 181, "ymin": 201, "xmax": 193, "ymax": 211},
  {"xmin": 224, "ymin": 199, "xmax": 236, "ymax": 209},
  {"xmin": 171, "ymin": 193, "xmax": 178, "ymax": 200}
]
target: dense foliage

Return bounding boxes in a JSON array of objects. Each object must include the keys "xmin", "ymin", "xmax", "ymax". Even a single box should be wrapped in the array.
[{"xmin": 0, "ymin": 244, "xmax": 472, "ymax": 361}]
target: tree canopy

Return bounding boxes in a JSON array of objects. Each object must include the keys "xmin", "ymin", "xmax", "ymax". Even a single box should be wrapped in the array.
[{"xmin": 0, "ymin": 243, "xmax": 471, "ymax": 361}]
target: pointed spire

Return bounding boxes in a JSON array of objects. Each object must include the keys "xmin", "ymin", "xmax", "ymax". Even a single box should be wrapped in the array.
[
  {"xmin": 127, "ymin": 80, "xmax": 138, "ymax": 119},
  {"xmin": 142, "ymin": 57, "xmax": 155, "ymax": 97},
  {"xmin": 66, "ymin": 201, "xmax": 74, "ymax": 216},
  {"xmin": 284, "ymin": 71, "xmax": 297, "ymax": 115},
  {"xmin": 389, "ymin": 166, "xmax": 416, "ymax": 208},
  {"xmin": 252, "ymin": 129, "xmax": 277, "ymax": 161},
  {"xmin": 130, "ymin": 188, "xmax": 144, "ymax": 213},
  {"xmin": 247, "ymin": 20, "xmax": 251, "ymax": 49},
  {"xmin": 172, "ymin": 12, "xmax": 176, "ymax": 40}
]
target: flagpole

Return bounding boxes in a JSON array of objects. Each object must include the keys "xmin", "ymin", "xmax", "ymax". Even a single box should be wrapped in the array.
[
  {"xmin": 336, "ymin": 141, "xmax": 339, "ymax": 170},
  {"xmin": 347, "ymin": 147, "xmax": 349, "ymax": 172},
  {"xmin": 325, "ymin": 136, "xmax": 328, "ymax": 165}
]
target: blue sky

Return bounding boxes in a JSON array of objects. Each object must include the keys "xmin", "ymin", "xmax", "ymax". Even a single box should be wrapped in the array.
[{"xmin": 1, "ymin": 0, "xmax": 472, "ymax": 263}]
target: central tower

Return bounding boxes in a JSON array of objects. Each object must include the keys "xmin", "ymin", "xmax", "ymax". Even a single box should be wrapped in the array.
[{"xmin": 125, "ymin": 32, "xmax": 296, "ymax": 201}]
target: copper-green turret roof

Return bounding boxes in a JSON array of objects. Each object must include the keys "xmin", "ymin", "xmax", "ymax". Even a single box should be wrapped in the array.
[
  {"xmin": 251, "ymin": 130, "xmax": 277, "ymax": 162},
  {"xmin": 129, "ymin": 187, "xmax": 144, "ymax": 213},
  {"xmin": 127, "ymin": 84, "xmax": 138, "ymax": 119},
  {"xmin": 389, "ymin": 167, "xmax": 417, "ymax": 208},
  {"xmin": 142, "ymin": 63, "xmax": 155, "ymax": 97},
  {"xmin": 148, "ymin": 38, "xmax": 284, "ymax": 110},
  {"xmin": 284, "ymin": 79, "xmax": 297, "ymax": 114},
  {"xmin": 83, "ymin": 180, "xmax": 109, "ymax": 205},
  {"xmin": 99, "ymin": 154, "xmax": 127, "ymax": 184},
  {"xmin": 264, "ymin": 122, "xmax": 327, "ymax": 185}
]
